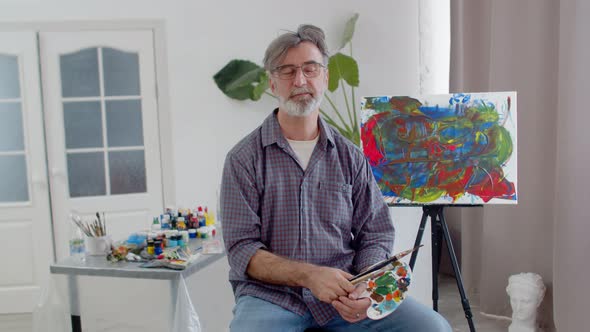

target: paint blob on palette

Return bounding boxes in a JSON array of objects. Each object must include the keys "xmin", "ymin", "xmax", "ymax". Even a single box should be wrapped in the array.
[
  {"xmin": 360, "ymin": 92, "xmax": 518, "ymax": 205},
  {"xmin": 359, "ymin": 261, "xmax": 412, "ymax": 320}
]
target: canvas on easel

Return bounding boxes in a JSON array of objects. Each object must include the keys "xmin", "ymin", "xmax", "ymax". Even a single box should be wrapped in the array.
[
  {"xmin": 360, "ymin": 92, "xmax": 517, "ymax": 205},
  {"xmin": 360, "ymin": 92, "xmax": 518, "ymax": 332}
]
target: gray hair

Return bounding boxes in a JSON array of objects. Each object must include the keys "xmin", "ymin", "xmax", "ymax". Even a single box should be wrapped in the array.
[{"xmin": 263, "ymin": 24, "xmax": 329, "ymax": 71}]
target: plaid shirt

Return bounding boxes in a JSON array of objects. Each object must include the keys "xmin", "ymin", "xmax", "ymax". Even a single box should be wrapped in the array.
[{"xmin": 221, "ymin": 109, "xmax": 394, "ymax": 326}]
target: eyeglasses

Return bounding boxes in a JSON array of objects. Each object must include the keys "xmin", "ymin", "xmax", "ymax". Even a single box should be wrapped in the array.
[{"xmin": 271, "ymin": 62, "xmax": 325, "ymax": 80}]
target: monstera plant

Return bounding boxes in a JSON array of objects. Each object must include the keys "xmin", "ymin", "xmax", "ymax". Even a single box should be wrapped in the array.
[{"xmin": 213, "ymin": 14, "xmax": 362, "ymax": 146}]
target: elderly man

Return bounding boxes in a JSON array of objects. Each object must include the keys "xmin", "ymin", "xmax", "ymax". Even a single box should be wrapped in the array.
[{"xmin": 221, "ymin": 24, "xmax": 451, "ymax": 331}]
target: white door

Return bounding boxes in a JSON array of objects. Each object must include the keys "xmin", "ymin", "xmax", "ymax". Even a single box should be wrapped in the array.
[
  {"xmin": 40, "ymin": 30, "xmax": 164, "ymax": 260},
  {"xmin": 0, "ymin": 31, "xmax": 54, "ymax": 313}
]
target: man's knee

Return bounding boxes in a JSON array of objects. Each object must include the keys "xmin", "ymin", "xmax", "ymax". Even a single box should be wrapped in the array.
[
  {"xmin": 388, "ymin": 297, "xmax": 452, "ymax": 331},
  {"xmin": 424, "ymin": 310, "xmax": 452, "ymax": 332},
  {"xmin": 391, "ymin": 308, "xmax": 452, "ymax": 331},
  {"xmin": 231, "ymin": 296, "xmax": 307, "ymax": 332}
]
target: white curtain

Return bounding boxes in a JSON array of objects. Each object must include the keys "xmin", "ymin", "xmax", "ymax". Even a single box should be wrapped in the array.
[
  {"xmin": 553, "ymin": 0, "xmax": 590, "ymax": 331},
  {"xmin": 450, "ymin": 0, "xmax": 590, "ymax": 330}
]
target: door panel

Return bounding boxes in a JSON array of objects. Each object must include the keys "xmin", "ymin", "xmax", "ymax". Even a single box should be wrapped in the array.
[
  {"xmin": 40, "ymin": 30, "xmax": 163, "ymax": 260},
  {"xmin": 0, "ymin": 31, "xmax": 54, "ymax": 313}
]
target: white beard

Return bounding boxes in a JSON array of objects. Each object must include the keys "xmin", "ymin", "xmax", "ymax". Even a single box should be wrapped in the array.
[{"xmin": 279, "ymin": 89, "xmax": 324, "ymax": 117}]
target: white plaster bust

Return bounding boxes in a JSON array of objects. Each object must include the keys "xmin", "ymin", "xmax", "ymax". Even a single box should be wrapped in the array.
[{"xmin": 506, "ymin": 273, "xmax": 546, "ymax": 332}]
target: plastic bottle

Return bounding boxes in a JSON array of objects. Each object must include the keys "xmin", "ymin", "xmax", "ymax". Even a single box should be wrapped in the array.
[
  {"xmin": 205, "ymin": 207, "xmax": 215, "ymax": 226},
  {"xmin": 177, "ymin": 217, "xmax": 186, "ymax": 230},
  {"xmin": 197, "ymin": 206, "xmax": 206, "ymax": 227},
  {"xmin": 69, "ymin": 221, "xmax": 86, "ymax": 262},
  {"xmin": 161, "ymin": 214, "xmax": 171, "ymax": 229},
  {"xmin": 151, "ymin": 217, "xmax": 161, "ymax": 231}
]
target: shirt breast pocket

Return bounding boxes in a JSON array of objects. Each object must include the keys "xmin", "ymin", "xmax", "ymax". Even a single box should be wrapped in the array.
[{"xmin": 317, "ymin": 181, "xmax": 353, "ymax": 226}]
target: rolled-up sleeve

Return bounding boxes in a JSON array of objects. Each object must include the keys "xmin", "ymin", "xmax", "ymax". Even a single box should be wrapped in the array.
[
  {"xmin": 350, "ymin": 156, "xmax": 395, "ymax": 273},
  {"xmin": 221, "ymin": 152, "xmax": 266, "ymax": 279}
]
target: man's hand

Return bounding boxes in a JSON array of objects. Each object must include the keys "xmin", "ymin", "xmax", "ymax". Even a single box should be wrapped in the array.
[
  {"xmin": 246, "ymin": 250, "xmax": 356, "ymax": 304},
  {"xmin": 332, "ymin": 282, "xmax": 371, "ymax": 323},
  {"xmin": 302, "ymin": 266, "xmax": 355, "ymax": 303}
]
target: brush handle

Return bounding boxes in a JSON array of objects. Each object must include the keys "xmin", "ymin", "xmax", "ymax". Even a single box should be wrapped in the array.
[
  {"xmin": 351, "ymin": 265, "xmax": 391, "ymax": 285},
  {"xmin": 348, "ymin": 245, "xmax": 422, "ymax": 283}
]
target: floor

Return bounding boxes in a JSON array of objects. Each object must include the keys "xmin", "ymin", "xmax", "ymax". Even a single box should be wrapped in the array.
[
  {"xmin": 438, "ymin": 274, "xmax": 511, "ymax": 332},
  {"xmin": 0, "ymin": 313, "xmax": 32, "ymax": 332},
  {"xmin": 0, "ymin": 275, "xmax": 510, "ymax": 332}
]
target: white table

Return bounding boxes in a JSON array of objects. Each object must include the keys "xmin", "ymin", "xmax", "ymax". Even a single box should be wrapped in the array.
[{"xmin": 49, "ymin": 234, "xmax": 225, "ymax": 332}]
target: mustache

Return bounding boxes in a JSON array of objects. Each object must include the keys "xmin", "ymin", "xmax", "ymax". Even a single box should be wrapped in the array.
[{"xmin": 289, "ymin": 88, "xmax": 314, "ymax": 97}]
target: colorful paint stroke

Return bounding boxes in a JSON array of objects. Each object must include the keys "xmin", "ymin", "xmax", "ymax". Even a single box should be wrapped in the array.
[
  {"xmin": 359, "ymin": 261, "xmax": 412, "ymax": 320},
  {"xmin": 360, "ymin": 92, "xmax": 517, "ymax": 205}
]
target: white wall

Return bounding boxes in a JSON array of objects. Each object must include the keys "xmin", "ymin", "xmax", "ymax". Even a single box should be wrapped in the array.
[
  {"xmin": 2, "ymin": 1, "xmax": 427, "ymax": 330},
  {"xmin": 0, "ymin": 0, "xmax": 419, "ymax": 209},
  {"xmin": 166, "ymin": 1, "xmax": 421, "ymax": 208}
]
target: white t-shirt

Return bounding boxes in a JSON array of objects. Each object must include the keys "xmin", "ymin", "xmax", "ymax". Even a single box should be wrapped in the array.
[{"xmin": 286, "ymin": 134, "xmax": 319, "ymax": 171}]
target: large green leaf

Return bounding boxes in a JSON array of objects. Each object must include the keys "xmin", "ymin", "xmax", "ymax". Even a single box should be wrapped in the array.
[
  {"xmin": 328, "ymin": 53, "xmax": 359, "ymax": 92},
  {"xmin": 213, "ymin": 60, "xmax": 269, "ymax": 101},
  {"xmin": 251, "ymin": 76, "xmax": 269, "ymax": 101},
  {"xmin": 339, "ymin": 13, "xmax": 359, "ymax": 50}
]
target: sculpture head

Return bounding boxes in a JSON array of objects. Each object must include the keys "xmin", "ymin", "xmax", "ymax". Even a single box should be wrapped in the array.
[{"xmin": 506, "ymin": 273, "xmax": 546, "ymax": 325}]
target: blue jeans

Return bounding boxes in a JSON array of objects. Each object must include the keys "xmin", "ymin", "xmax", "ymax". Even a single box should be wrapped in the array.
[{"xmin": 230, "ymin": 295, "xmax": 452, "ymax": 332}]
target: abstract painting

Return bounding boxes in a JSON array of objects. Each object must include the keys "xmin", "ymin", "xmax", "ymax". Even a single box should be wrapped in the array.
[{"xmin": 360, "ymin": 92, "xmax": 517, "ymax": 205}]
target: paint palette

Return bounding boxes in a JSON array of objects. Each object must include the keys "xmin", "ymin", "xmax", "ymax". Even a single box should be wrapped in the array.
[{"xmin": 359, "ymin": 261, "xmax": 412, "ymax": 320}]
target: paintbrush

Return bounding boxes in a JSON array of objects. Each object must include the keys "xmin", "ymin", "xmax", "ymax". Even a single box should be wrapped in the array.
[
  {"xmin": 102, "ymin": 212, "xmax": 107, "ymax": 236},
  {"xmin": 71, "ymin": 214, "xmax": 92, "ymax": 237},
  {"xmin": 349, "ymin": 245, "xmax": 423, "ymax": 285},
  {"xmin": 71, "ymin": 212, "xmax": 109, "ymax": 238},
  {"xmin": 95, "ymin": 213, "xmax": 101, "ymax": 237},
  {"xmin": 94, "ymin": 212, "xmax": 107, "ymax": 237}
]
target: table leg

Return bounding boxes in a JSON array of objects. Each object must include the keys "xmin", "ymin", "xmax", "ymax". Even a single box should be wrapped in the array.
[
  {"xmin": 68, "ymin": 275, "xmax": 81, "ymax": 332},
  {"xmin": 71, "ymin": 315, "xmax": 81, "ymax": 332},
  {"xmin": 171, "ymin": 277, "xmax": 179, "ymax": 322}
]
